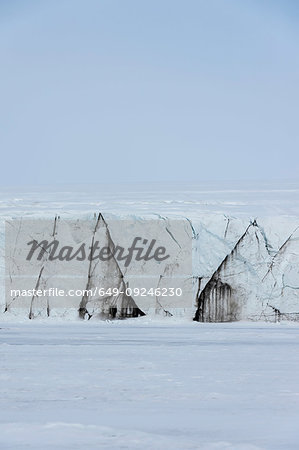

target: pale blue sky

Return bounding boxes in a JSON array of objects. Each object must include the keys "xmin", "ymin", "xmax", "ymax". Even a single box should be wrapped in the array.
[{"xmin": 0, "ymin": 0, "xmax": 298, "ymax": 185}]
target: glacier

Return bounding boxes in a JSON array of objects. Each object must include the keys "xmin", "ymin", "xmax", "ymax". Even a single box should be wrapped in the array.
[{"xmin": 1, "ymin": 181, "xmax": 299, "ymax": 322}]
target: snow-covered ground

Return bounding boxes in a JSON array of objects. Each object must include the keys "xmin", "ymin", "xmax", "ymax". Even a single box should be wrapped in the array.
[{"xmin": 0, "ymin": 319, "xmax": 299, "ymax": 450}]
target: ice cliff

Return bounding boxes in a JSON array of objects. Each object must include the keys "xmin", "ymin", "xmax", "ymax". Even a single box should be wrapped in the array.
[{"xmin": 1, "ymin": 183, "xmax": 299, "ymax": 322}]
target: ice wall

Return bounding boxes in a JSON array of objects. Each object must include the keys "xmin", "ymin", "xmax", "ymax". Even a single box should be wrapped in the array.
[
  {"xmin": 1, "ymin": 212, "xmax": 299, "ymax": 322},
  {"xmin": 1, "ymin": 182, "xmax": 299, "ymax": 322}
]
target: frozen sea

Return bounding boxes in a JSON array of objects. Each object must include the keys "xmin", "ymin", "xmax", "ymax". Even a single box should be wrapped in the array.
[{"xmin": 1, "ymin": 319, "xmax": 299, "ymax": 450}]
